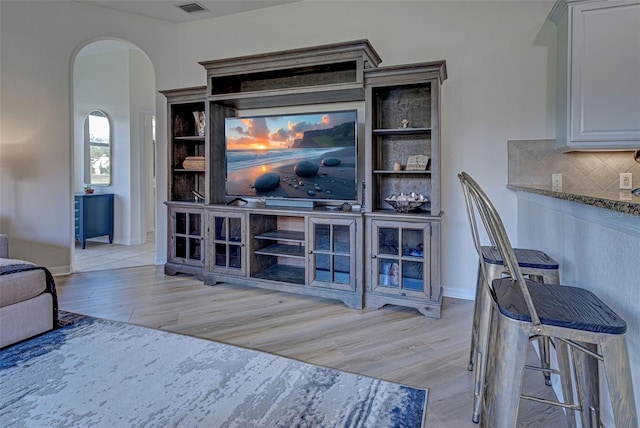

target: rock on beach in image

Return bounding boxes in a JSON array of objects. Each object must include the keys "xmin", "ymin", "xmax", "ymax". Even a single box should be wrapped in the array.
[
  {"xmin": 253, "ymin": 172, "xmax": 280, "ymax": 192},
  {"xmin": 321, "ymin": 157, "xmax": 341, "ymax": 167},
  {"xmin": 294, "ymin": 161, "xmax": 319, "ymax": 177}
]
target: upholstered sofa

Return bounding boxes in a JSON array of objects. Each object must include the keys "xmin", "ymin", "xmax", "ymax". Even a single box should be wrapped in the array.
[{"xmin": 0, "ymin": 234, "xmax": 57, "ymax": 348}]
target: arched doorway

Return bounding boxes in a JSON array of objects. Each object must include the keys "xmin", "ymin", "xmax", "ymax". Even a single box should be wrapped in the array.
[{"xmin": 71, "ymin": 39, "xmax": 157, "ymax": 272}]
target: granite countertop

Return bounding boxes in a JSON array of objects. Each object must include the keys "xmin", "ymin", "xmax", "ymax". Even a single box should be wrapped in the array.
[{"xmin": 507, "ymin": 184, "xmax": 640, "ymax": 217}]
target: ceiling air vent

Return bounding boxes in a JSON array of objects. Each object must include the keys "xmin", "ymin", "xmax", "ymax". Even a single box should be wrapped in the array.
[{"xmin": 176, "ymin": 2, "xmax": 209, "ymax": 14}]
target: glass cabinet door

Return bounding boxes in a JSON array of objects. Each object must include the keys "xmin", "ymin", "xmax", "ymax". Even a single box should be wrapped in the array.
[
  {"xmin": 170, "ymin": 207, "xmax": 203, "ymax": 267},
  {"xmin": 308, "ymin": 217, "xmax": 356, "ymax": 291},
  {"xmin": 370, "ymin": 219, "xmax": 430, "ymax": 296},
  {"xmin": 208, "ymin": 211, "xmax": 245, "ymax": 276}
]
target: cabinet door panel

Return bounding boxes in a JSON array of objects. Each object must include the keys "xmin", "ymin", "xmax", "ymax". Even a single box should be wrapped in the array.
[
  {"xmin": 402, "ymin": 261, "xmax": 425, "ymax": 291},
  {"xmin": 189, "ymin": 238, "xmax": 202, "ymax": 261},
  {"xmin": 402, "ymin": 228, "xmax": 425, "ymax": 258},
  {"xmin": 368, "ymin": 219, "xmax": 431, "ymax": 297},
  {"xmin": 333, "ymin": 225, "xmax": 351, "ymax": 253},
  {"xmin": 377, "ymin": 257, "xmax": 397, "ymax": 288},
  {"xmin": 175, "ymin": 236, "xmax": 187, "ymax": 259},
  {"xmin": 207, "ymin": 212, "xmax": 246, "ymax": 276},
  {"xmin": 189, "ymin": 212, "xmax": 201, "ymax": 236},
  {"xmin": 333, "ymin": 255, "xmax": 351, "ymax": 284},
  {"xmin": 229, "ymin": 244, "xmax": 242, "ymax": 268},
  {"xmin": 308, "ymin": 217, "xmax": 357, "ymax": 291},
  {"xmin": 377, "ymin": 227, "xmax": 399, "ymax": 256},
  {"xmin": 175, "ymin": 212, "xmax": 187, "ymax": 235},
  {"xmin": 314, "ymin": 224, "xmax": 331, "ymax": 251},
  {"xmin": 229, "ymin": 217, "xmax": 242, "ymax": 242},
  {"xmin": 568, "ymin": 1, "xmax": 640, "ymax": 147},
  {"xmin": 168, "ymin": 207, "xmax": 204, "ymax": 267},
  {"xmin": 214, "ymin": 243, "xmax": 227, "ymax": 267}
]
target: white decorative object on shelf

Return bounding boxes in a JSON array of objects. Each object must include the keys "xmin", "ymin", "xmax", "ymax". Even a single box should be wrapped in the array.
[{"xmin": 384, "ymin": 192, "xmax": 430, "ymax": 212}]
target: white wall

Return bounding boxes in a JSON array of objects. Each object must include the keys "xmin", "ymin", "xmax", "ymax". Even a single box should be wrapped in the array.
[
  {"xmin": 129, "ymin": 49, "xmax": 156, "ymax": 245},
  {"xmin": 0, "ymin": 0, "xmax": 556, "ymax": 299},
  {"xmin": 0, "ymin": 0, "xmax": 178, "ymax": 273}
]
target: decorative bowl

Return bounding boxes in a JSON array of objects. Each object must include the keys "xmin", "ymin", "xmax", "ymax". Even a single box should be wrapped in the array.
[{"xmin": 384, "ymin": 192, "xmax": 430, "ymax": 212}]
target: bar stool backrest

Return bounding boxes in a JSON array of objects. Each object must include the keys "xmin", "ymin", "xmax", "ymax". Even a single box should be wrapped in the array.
[{"xmin": 458, "ymin": 172, "xmax": 542, "ymax": 330}]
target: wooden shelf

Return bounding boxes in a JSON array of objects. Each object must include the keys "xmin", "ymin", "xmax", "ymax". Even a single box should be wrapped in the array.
[
  {"xmin": 254, "ymin": 243, "xmax": 305, "ymax": 259},
  {"xmin": 373, "ymin": 128, "xmax": 431, "ymax": 135},
  {"xmin": 370, "ymin": 208, "xmax": 437, "ymax": 217},
  {"xmin": 373, "ymin": 170, "xmax": 432, "ymax": 174},
  {"xmin": 254, "ymin": 230, "xmax": 305, "ymax": 243},
  {"xmin": 253, "ymin": 264, "xmax": 306, "ymax": 285},
  {"xmin": 174, "ymin": 136, "xmax": 205, "ymax": 141},
  {"xmin": 314, "ymin": 249, "xmax": 351, "ymax": 256}
]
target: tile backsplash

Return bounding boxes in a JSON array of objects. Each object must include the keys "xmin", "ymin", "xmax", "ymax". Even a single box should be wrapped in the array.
[{"xmin": 508, "ymin": 140, "xmax": 640, "ymax": 192}]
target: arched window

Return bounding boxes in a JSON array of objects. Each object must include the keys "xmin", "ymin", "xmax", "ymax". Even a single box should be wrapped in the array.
[{"xmin": 84, "ymin": 110, "xmax": 111, "ymax": 185}]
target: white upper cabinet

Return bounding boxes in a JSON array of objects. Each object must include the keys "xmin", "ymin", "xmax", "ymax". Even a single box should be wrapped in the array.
[{"xmin": 550, "ymin": 0, "xmax": 640, "ymax": 150}]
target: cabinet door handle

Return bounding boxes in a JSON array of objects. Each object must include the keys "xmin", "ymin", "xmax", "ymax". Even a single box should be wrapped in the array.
[
  {"xmin": 372, "ymin": 255, "xmax": 377, "ymax": 259},
  {"xmin": 308, "ymin": 250, "xmax": 313, "ymax": 254}
]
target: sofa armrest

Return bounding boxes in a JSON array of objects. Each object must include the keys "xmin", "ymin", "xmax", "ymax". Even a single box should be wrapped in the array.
[{"xmin": 0, "ymin": 234, "xmax": 8, "ymax": 258}]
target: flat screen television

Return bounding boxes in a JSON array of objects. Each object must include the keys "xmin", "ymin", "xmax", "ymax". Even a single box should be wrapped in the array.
[{"xmin": 225, "ymin": 110, "xmax": 357, "ymax": 203}]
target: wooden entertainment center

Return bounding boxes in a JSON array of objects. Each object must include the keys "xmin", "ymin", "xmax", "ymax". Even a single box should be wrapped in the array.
[{"xmin": 161, "ymin": 40, "xmax": 447, "ymax": 317}]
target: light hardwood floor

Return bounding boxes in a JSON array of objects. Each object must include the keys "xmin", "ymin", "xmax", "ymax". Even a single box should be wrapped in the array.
[
  {"xmin": 73, "ymin": 234, "xmax": 155, "ymax": 272},
  {"xmin": 55, "ymin": 266, "xmax": 567, "ymax": 427}
]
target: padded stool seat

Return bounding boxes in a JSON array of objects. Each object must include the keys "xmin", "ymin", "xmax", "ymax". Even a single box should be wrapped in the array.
[
  {"xmin": 493, "ymin": 279, "xmax": 626, "ymax": 334},
  {"xmin": 482, "ymin": 247, "xmax": 559, "ymax": 271}
]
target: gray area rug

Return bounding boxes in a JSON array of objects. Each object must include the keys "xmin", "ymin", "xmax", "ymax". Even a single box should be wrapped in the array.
[{"xmin": 1, "ymin": 313, "xmax": 427, "ymax": 427}]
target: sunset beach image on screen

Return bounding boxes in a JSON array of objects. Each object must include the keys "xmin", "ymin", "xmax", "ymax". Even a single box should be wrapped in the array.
[{"xmin": 225, "ymin": 110, "xmax": 357, "ymax": 201}]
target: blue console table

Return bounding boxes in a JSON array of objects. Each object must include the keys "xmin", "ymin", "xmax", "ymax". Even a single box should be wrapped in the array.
[{"xmin": 75, "ymin": 193, "xmax": 114, "ymax": 249}]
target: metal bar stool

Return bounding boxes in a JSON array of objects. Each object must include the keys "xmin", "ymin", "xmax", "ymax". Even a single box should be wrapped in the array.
[
  {"xmin": 459, "ymin": 171, "xmax": 637, "ymax": 428},
  {"xmin": 461, "ymin": 176, "xmax": 566, "ymax": 424},
  {"xmin": 466, "ymin": 248, "xmax": 560, "ymax": 422}
]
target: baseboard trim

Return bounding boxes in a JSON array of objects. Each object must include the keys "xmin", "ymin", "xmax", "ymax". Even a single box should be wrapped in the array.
[{"xmin": 442, "ymin": 286, "xmax": 474, "ymax": 301}]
